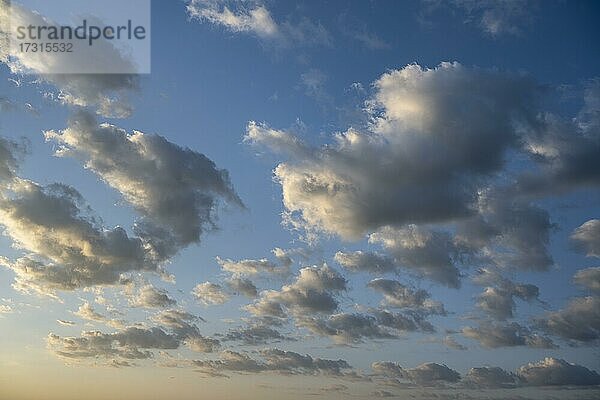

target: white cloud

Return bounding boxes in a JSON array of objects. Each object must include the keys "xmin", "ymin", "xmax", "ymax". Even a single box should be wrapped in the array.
[
  {"xmin": 192, "ymin": 282, "xmax": 230, "ymax": 306},
  {"xmin": 128, "ymin": 284, "xmax": 177, "ymax": 308}
]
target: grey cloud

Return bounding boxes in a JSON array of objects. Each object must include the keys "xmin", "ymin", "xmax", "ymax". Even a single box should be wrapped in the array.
[
  {"xmin": 518, "ymin": 81, "xmax": 600, "ymax": 196},
  {"xmin": 571, "ymin": 220, "xmax": 600, "ymax": 258},
  {"xmin": 45, "ymin": 111, "xmax": 242, "ymax": 259},
  {"xmin": 472, "ymin": 269, "xmax": 540, "ymax": 321},
  {"xmin": 462, "ymin": 322, "xmax": 556, "ymax": 349},
  {"xmin": 517, "ymin": 357, "xmax": 600, "ymax": 386},
  {"xmin": 464, "ymin": 366, "xmax": 518, "ymax": 388},
  {"xmin": 372, "ymin": 361, "xmax": 461, "ymax": 387},
  {"xmin": 247, "ymin": 63, "xmax": 540, "ymax": 241},
  {"xmin": 298, "ymin": 310, "xmax": 435, "ymax": 345},
  {"xmin": 369, "ymin": 226, "xmax": 468, "ymax": 288},
  {"xmin": 129, "ymin": 284, "xmax": 177, "ymax": 308},
  {"xmin": 225, "ymin": 277, "xmax": 258, "ymax": 298},
  {"xmin": 0, "ymin": 136, "xmax": 26, "ymax": 182},
  {"xmin": 0, "ymin": 180, "xmax": 158, "ymax": 296},
  {"xmin": 245, "ymin": 264, "xmax": 346, "ymax": 317},
  {"xmin": 222, "ymin": 323, "xmax": 291, "ymax": 345},
  {"xmin": 573, "ymin": 267, "xmax": 600, "ymax": 292},
  {"xmin": 47, "ymin": 326, "xmax": 180, "ymax": 361},
  {"xmin": 367, "ymin": 278, "xmax": 446, "ymax": 315},
  {"xmin": 334, "ymin": 251, "xmax": 396, "ymax": 274},
  {"xmin": 191, "ymin": 348, "xmax": 352, "ymax": 378},
  {"xmin": 57, "ymin": 319, "xmax": 76, "ymax": 326},
  {"xmin": 457, "ymin": 197, "xmax": 554, "ymax": 271},
  {"xmin": 535, "ymin": 295, "xmax": 600, "ymax": 343}
]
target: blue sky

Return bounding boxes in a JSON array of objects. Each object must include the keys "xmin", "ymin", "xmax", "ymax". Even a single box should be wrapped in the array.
[{"xmin": 1, "ymin": 1, "xmax": 600, "ymax": 399}]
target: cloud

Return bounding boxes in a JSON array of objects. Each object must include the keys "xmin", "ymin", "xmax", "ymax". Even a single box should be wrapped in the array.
[
  {"xmin": 369, "ymin": 226, "xmax": 468, "ymax": 288},
  {"xmin": 462, "ymin": 322, "xmax": 556, "ymax": 349},
  {"xmin": 573, "ymin": 267, "xmax": 600, "ymax": 292},
  {"xmin": 72, "ymin": 302, "xmax": 124, "ymax": 329},
  {"xmin": 517, "ymin": 357, "xmax": 600, "ymax": 386},
  {"xmin": 191, "ymin": 348, "xmax": 353, "ymax": 378},
  {"xmin": 463, "ymin": 366, "xmax": 518, "ymax": 388},
  {"xmin": 129, "ymin": 284, "xmax": 177, "ymax": 308},
  {"xmin": 334, "ymin": 251, "xmax": 396, "ymax": 274},
  {"xmin": 222, "ymin": 323, "xmax": 291, "ymax": 345},
  {"xmin": 367, "ymin": 278, "xmax": 446, "ymax": 315},
  {"xmin": 225, "ymin": 277, "xmax": 258, "ymax": 298},
  {"xmin": 246, "ymin": 63, "xmax": 540, "ymax": 241},
  {"xmin": 456, "ymin": 196, "xmax": 554, "ymax": 271},
  {"xmin": 0, "ymin": 3, "xmax": 138, "ymax": 117},
  {"xmin": 56, "ymin": 319, "xmax": 76, "ymax": 326},
  {"xmin": 47, "ymin": 326, "xmax": 180, "ymax": 361},
  {"xmin": 442, "ymin": 335, "xmax": 467, "ymax": 351},
  {"xmin": 45, "ymin": 111, "xmax": 242, "ymax": 259},
  {"xmin": 535, "ymin": 295, "xmax": 600, "ymax": 343},
  {"xmin": 571, "ymin": 220, "xmax": 600, "ymax": 258},
  {"xmin": 0, "ymin": 179, "xmax": 158, "ymax": 296},
  {"xmin": 372, "ymin": 361, "xmax": 461, "ymax": 387},
  {"xmin": 298, "ymin": 310, "xmax": 435, "ymax": 345},
  {"xmin": 187, "ymin": 0, "xmax": 331, "ymax": 48},
  {"xmin": 244, "ymin": 264, "xmax": 346, "ymax": 318},
  {"xmin": 217, "ymin": 252, "xmax": 290, "ymax": 277},
  {"xmin": 471, "ymin": 268, "xmax": 540, "ymax": 320},
  {"xmin": 518, "ymin": 81, "xmax": 600, "ymax": 195},
  {"xmin": 0, "ymin": 136, "xmax": 26, "ymax": 182},
  {"xmin": 192, "ymin": 282, "xmax": 230, "ymax": 306}
]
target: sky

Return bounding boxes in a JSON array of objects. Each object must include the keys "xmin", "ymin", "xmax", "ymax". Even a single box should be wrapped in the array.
[{"xmin": 0, "ymin": 0, "xmax": 600, "ymax": 399}]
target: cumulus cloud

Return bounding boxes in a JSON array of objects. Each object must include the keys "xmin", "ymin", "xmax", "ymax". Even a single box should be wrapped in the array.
[
  {"xmin": 471, "ymin": 268, "xmax": 540, "ymax": 320},
  {"xmin": 222, "ymin": 323, "xmax": 291, "ymax": 345},
  {"xmin": 191, "ymin": 348, "xmax": 352, "ymax": 378},
  {"xmin": 535, "ymin": 295, "xmax": 600, "ymax": 343},
  {"xmin": 0, "ymin": 179, "xmax": 158, "ymax": 296},
  {"xmin": 192, "ymin": 282, "xmax": 230, "ymax": 306},
  {"xmin": 517, "ymin": 357, "xmax": 600, "ymax": 386},
  {"xmin": 462, "ymin": 322, "xmax": 555, "ymax": 349},
  {"xmin": 372, "ymin": 361, "xmax": 460, "ymax": 387},
  {"xmin": 573, "ymin": 267, "xmax": 600, "ymax": 292},
  {"xmin": 463, "ymin": 366, "xmax": 518, "ymax": 388},
  {"xmin": 0, "ymin": 4, "xmax": 138, "ymax": 117},
  {"xmin": 334, "ymin": 251, "xmax": 396, "ymax": 275},
  {"xmin": 225, "ymin": 277, "xmax": 258, "ymax": 298},
  {"xmin": 45, "ymin": 111, "xmax": 242, "ymax": 259},
  {"xmin": 518, "ymin": 81, "xmax": 600, "ymax": 195},
  {"xmin": 571, "ymin": 220, "xmax": 600, "ymax": 257},
  {"xmin": 47, "ymin": 326, "xmax": 180, "ymax": 361},
  {"xmin": 0, "ymin": 136, "xmax": 26, "ymax": 182},
  {"xmin": 369, "ymin": 226, "xmax": 468, "ymax": 288},
  {"xmin": 367, "ymin": 278, "xmax": 446, "ymax": 315},
  {"xmin": 298, "ymin": 310, "xmax": 435, "ymax": 345},
  {"xmin": 129, "ymin": 284, "xmax": 177, "ymax": 308},
  {"xmin": 244, "ymin": 264, "xmax": 346, "ymax": 318},
  {"xmin": 246, "ymin": 63, "xmax": 540, "ymax": 242}
]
